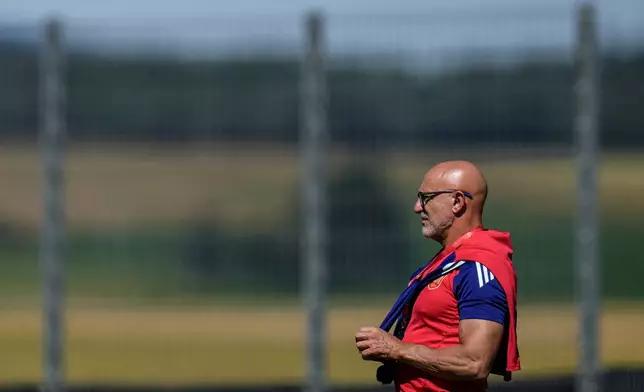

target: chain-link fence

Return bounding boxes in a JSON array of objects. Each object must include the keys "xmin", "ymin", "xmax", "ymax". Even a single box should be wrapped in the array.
[{"xmin": 0, "ymin": 2, "xmax": 643, "ymax": 391}]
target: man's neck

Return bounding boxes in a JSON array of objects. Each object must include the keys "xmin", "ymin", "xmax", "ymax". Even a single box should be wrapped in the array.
[{"xmin": 440, "ymin": 221, "xmax": 483, "ymax": 249}]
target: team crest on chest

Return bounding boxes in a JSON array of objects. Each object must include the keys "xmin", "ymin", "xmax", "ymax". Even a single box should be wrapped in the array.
[{"xmin": 427, "ymin": 275, "xmax": 447, "ymax": 290}]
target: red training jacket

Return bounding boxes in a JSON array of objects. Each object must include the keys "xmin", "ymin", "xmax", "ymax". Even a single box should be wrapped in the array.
[{"xmin": 395, "ymin": 227, "xmax": 520, "ymax": 392}]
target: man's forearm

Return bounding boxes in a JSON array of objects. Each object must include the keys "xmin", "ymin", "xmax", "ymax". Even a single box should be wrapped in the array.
[{"xmin": 394, "ymin": 342, "xmax": 489, "ymax": 381}]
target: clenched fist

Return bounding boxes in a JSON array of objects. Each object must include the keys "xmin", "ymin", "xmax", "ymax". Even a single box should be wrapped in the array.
[{"xmin": 355, "ymin": 327, "xmax": 403, "ymax": 362}]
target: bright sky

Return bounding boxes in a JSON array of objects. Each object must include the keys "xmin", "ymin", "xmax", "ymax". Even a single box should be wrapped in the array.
[{"xmin": 0, "ymin": 0, "xmax": 642, "ymax": 65}]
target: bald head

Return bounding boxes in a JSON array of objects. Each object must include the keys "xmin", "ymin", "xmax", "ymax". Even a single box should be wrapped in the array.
[
  {"xmin": 423, "ymin": 160, "xmax": 488, "ymax": 210},
  {"xmin": 414, "ymin": 160, "xmax": 488, "ymax": 244}
]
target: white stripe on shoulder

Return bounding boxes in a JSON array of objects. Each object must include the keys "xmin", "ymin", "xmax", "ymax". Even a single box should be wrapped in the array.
[
  {"xmin": 475, "ymin": 262, "xmax": 484, "ymax": 288},
  {"xmin": 483, "ymin": 265, "xmax": 490, "ymax": 284}
]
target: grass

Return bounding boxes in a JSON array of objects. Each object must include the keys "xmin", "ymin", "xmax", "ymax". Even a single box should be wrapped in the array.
[
  {"xmin": 1, "ymin": 301, "xmax": 644, "ymax": 385},
  {"xmin": 2, "ymin": 213, "xmax": 643, "ymax": 302}
]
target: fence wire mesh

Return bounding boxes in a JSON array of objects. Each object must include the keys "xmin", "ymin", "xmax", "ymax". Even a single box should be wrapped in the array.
[{"xmin": 0, "ymin": 2, "xmax": 642, "ymax": 389}]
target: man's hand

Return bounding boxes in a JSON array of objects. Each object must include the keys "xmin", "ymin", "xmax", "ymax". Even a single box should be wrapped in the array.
[{"xmin": 355, "ymin": 327, "xmax": 403, "ymax": 362}]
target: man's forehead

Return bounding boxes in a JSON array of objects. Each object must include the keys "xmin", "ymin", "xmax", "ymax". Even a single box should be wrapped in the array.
[
  {"xmin": 419, "ymin": 171, "xmax": 443, "ymax": 191},
  {"xmin": 421, "ymin": 166, "xmax": 464, "ymax": 188}
]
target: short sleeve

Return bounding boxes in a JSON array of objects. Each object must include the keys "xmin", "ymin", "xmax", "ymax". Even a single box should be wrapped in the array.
[{"xmin": 453, "ymin": 261, "xmax": 508, "ymax": 325}]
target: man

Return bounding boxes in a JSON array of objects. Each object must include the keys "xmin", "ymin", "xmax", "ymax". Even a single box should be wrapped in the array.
[{"xmin": 355, "ymin": 160, "xmax": 520, "ymax": 391}]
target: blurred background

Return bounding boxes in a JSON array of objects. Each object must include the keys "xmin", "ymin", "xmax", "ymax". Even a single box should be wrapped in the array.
[{"xmin": 0, "ymin": 0, "xmax": 643, "ymax": 391}]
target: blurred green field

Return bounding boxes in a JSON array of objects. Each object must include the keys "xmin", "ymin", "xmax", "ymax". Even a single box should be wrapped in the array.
[
  {"xmin": 0, "ymin": 145, "xmax": 643, "ymax": 301},
  {"xmin": 0, "ymin": 145, "xmax": 643, "ymax": 384},
  {"xmin": 1, "ymin": 302, "xmax": 644, "ymax": 385}
]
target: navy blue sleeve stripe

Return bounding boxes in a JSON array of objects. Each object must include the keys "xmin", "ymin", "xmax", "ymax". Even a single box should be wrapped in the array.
[{"xmin": 454, "ymin": 261, "xmax": 508, "ymax": 325}]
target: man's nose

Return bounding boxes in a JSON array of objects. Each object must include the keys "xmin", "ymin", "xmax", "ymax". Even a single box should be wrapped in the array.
[{"xmin": 414, "ymin": 198, "xmax": 423, "ymax": 213}]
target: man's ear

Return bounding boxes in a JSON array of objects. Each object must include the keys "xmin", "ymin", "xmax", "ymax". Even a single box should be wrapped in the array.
[{"xmin": 453, "ymin": 193, "xmax": 467, "ymax": 217}]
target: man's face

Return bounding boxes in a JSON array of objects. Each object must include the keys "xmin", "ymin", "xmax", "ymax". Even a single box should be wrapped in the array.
[{"xmin": 413, "ymin": 182, "xmax": 455, "ymax": 240}]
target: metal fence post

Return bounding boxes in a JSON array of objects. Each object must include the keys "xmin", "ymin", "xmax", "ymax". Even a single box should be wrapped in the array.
[
  {"xmin": 301, "ymin": 11, "xmax": 328, "ymax": 392},
  {"xmin": 574, "ymin": 3, "xmax": 601, "ymax": 392},
  {"xmin": 40, "ymin": 17, "xmax": 66, "ymax": 392}
]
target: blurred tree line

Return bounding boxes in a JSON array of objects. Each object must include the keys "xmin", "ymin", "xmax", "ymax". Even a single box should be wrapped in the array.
[{"xmin": 1, "ymin": 41, "xmax": 643, "ymax": 147}]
